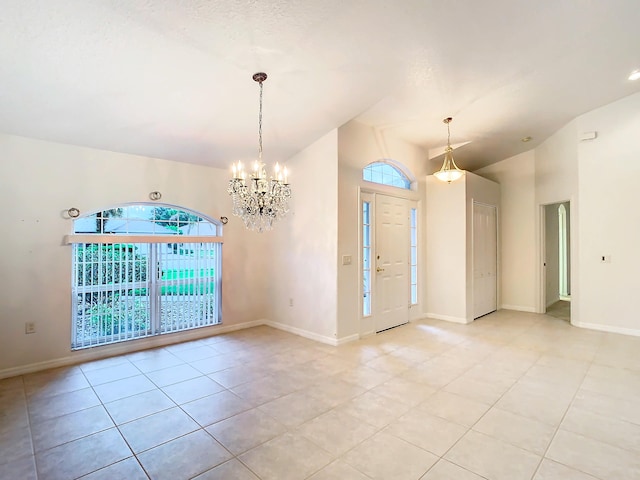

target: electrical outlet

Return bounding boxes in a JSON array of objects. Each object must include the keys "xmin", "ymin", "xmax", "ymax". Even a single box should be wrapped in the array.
[
  {"xmin": 25, "ymin": 322, "xmax": 36, "ymax": 334},
  {"xmin": 289, "ymin": 298, "xmax": 294, "ymax": 307}
]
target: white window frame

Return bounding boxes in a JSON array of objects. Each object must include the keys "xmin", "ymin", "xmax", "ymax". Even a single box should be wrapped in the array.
[
  {"xmin": 363, "ymin": 161, "xmax": 412, "ymax": 190},
  {"xmin": 67, "ymin": 204, "xmax": 223, "ymax": 349}
]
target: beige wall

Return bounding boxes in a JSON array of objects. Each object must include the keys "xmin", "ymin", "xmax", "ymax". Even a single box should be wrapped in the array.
[
  {"xmin": 0, "ymin": 134, "xmax": 270, "ymax": 376},
  {"xmin": 477, "ymin": 91, "xmax": 640, "ymax": 336},
  {"xmin": 476, "ymin": 151, "xmax": 536, "ymax": 312},
  {"xmin": 4, "ymin": 91, "xmax": 640, "ymax": 377},
  {"xmin": 575, "ymin": 92, "xmax": 640, "ymax": 335},
  {"xmin": 425, "ymin": 176, "xmax": 467, "ymax": 322},
  {"xmin": 425, "ymin": 172, "xmax": 500, "ymax": 323},
  {"xmin": 266, "ymin": 130, "xmax": 340, "ymax": 343}
]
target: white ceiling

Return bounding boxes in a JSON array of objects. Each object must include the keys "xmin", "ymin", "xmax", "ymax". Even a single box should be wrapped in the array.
[{"xmin": 1, "ymin": 1, "xmax": 639, "ymax": 173}]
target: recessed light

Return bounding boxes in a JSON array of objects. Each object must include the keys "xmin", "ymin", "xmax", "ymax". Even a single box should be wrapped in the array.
[
  {"xmin": 629, "ymin": 70, "xmax": 640, "ymax": 81},
  {"xmin": 521, "ymin": 136, "xmax": 532, "ymax": 143}
]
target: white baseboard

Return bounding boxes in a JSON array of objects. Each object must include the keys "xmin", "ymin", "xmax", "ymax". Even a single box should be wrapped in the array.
[
  {"xmin": 0, "ymin": 320, "xmax": 265, "ymax": 380},
  {"xmin": 265, "ymin": 320, "xmax": 353, "ymax": 346},
  {"xmin": 500, "ymin": 305, "xmax": 537, "ymax": 313},
  {"xmin": 573, "ymin": 321, "xmax": 640, "ymax": 338},
  {"xmin": 336, "ymin": 334, "xmax": 360, "ymax": 345},
  {"xmin": 425, "ymin": 313, "xmax": 471, "ymax": 324}
]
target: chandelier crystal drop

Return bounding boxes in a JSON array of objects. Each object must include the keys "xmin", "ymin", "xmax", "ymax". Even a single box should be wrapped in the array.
[
  {"xmin": 227, "ymin": 72, "xmax": 291, "ymax": 232},
  {"xmin": 433, "ymin": 117, "xmax": 464, "ymax": 183}
]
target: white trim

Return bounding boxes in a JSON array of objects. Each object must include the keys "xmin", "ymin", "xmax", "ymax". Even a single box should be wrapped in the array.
[
  {"xmin": 364, "ymin": 158, "xmax": 416, "ymax": 189},
  {"xmin": 336, "ymin": 334, "xmax": 360, "ymax": 345},
  {"xmin": 0, "ymin": 320, "xmax": 263, "ymax": 380},
  {"xmin": 0, "ymin": 318, "xmax": 360, "ymax": 380},
  {"xmin": 65, "ymin": 234, "xmax": 223, "ymax": 244},
  {"xmin": 573, "ymin": 321, "xmax": 640, "ymax": 338},
  {"xmin": 264, "ymin": 320, "xmax": 357, "ymax": 346},
  {"xmin": 425, "ymin": 313, "xmax": 471, "ymax": 324},
  {"xmin": 500, "ymin": 305, "xmax": 537, "ymax": 313}
]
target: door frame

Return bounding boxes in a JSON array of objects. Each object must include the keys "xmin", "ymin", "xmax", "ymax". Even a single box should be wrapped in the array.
[
  {"xmin": 359, "ymin": 189, "xmax": 418, "ymax": 336},
  {"xmin": 471, "ymin": 201, "xmax": 498, "ymax": 319},
  {"xmin": 537, "ymin": 198, "xmax": 575, "ymax": 322}
]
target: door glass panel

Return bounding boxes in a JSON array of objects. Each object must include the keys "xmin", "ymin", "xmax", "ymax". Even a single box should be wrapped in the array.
[
  {"xmin": 73, "ymin": 243, "xmax": 151, "ymax": 348},
  {"xmin": 410, "ymin": 208, "xmax": 418, "ymax": 305},
  {"xmin": 362, "ymin": 201, "xmax": 372, "ymax": 317}
]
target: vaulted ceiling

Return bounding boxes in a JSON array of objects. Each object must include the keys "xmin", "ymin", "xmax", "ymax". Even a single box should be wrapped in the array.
[{"xmin": 1, "ymin": 1, "xmax": 639, "ymax": 173}]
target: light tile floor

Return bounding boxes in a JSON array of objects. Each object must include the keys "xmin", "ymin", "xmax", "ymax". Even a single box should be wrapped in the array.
[{"xmin": 1, "ymin": 310, "xmax": 640, "ymax": 479}]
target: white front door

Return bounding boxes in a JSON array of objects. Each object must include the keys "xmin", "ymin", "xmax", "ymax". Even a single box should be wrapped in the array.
[
  {"xmin": 375, "ymin": 195, "xmax": 410, "ymax": 331},
  {"xmin": 473, "ymin": 202, "xmax": 497, "ymax": 318}
]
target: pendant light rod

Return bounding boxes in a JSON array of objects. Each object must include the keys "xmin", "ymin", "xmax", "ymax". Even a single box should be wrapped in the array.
[
  {"xmin": 434, "ymin": 116, "xmax": 464, "ymax": 183},
  {"xmin": 444, "ymin": 116, "xmax": 452, "ymax": 146}
]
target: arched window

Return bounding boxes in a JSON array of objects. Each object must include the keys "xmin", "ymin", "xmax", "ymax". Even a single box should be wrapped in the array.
[
  {"xmin": 67, "ymin": 204, "xmax": 222, "ymax": 349},
  {"xmin": 363, "ymin": 162, "xmax": 411, "ymax": 189}
]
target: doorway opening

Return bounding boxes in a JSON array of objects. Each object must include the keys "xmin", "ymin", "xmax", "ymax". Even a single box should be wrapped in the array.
[{"xmin": 542, "ymin": 201, "xmax": 571, "ymax": 322}]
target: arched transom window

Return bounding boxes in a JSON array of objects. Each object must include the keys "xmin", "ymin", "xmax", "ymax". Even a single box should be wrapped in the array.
[
  {"xmin": 67, "ymin": 204, "xmax": 222, "ymax": 349},
  {"xmin": 363, "ymin": 162, "xmax": 411, "ymax": 189}
]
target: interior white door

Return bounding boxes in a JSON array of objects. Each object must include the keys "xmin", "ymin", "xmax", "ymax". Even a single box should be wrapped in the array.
[
  {"xmin": 473, "ymin": 202, "xmax": 497, "ymax": 318},
  {"xmin": 375, "ymin": 195, "xmax": 410, "ymax": 332}
]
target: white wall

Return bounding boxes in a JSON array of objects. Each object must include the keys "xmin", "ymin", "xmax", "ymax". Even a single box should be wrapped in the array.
[
  {"xmin": 483, "ymin": 91, "xmax": 640, "ymax": 336},
  {"xmin": 476, "ymin": 151, "xmax": 536, "ymax": 312},
  {"xmin": 425, "ymin": 172, "xmax": 499, "ymax": 324},
  {"xmin": 425, "ymin": 176, "xmax": 467, "ymax": 322},
  {"xmin": 535, "ymin": 120, "xmax": 579, "ymax": 205},
  {"xmin": 266, "ymin": 130, "xmax": 340, "ymax": 343},
  {"xmin": 575, "ymin": 92, "xmax": 640, "ymax": 335},
  {"xmin": 337, "ymin": 121, "xmax": 427, "ymax": 339},
  {"xmin": 534, "ymin": 120, "xmax": 580, "ymax": 319},
  {"xmin": 0, "ymin": 134, "xmax": 270, "ymax": 376}
]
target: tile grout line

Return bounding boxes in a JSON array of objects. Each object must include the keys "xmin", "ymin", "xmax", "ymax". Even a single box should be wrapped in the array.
[{"xmin": 528, "ymin": 336, "xmax": 604, "ymax": 480}]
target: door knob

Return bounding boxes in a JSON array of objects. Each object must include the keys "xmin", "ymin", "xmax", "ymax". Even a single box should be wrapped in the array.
[{"xmin": 376, "ymin": 267, "xmax": 385, "ymax": 272}]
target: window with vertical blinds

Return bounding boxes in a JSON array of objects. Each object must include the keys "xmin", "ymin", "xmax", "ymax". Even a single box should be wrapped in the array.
[{"xmin": 68, "ymin": 204, "xmax": 222, "ymax": 349}]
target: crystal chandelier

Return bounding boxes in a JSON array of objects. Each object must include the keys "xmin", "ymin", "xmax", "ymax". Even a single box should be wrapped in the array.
[
  {"xmin": 227, "ymin": 72, "xmax": 291, "ymax": 232},
  {"xmin": 433, "ymin": 117, "xmax": 464, "ymax": 183}
]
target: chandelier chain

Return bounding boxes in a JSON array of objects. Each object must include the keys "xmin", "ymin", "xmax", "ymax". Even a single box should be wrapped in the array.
[
  {"xmin": 227, "ymin": 72, "xmax": 291, "ymax": 232},
  {"xmin": 258, "ymin": 79, "xmax": 263, "ymax": 161}
]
